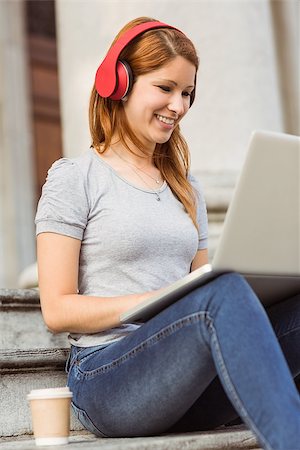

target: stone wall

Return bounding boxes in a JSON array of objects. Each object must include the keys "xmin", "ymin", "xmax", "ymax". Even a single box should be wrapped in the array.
[
  {"xmin": 0, "ymin": 0, "xmax": 298, "ymax": 286},
  {"xmin": 55, "ymin": 0, "xmax": 287, "ymax": 257}
]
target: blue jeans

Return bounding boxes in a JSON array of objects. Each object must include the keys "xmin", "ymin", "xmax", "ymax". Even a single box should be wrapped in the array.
[{"xmin": 66, "ymin": 274, "xmax": 300, "ymax": 450}]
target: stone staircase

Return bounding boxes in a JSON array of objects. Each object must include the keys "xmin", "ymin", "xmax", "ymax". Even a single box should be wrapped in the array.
[
  {"xmin": 0, "ymin": 289, "xmax": 68, "ymax": 350},
  {"xmin": 0, "ymin": 288, "xmax": 260, "ymax": 449},
  {"xmin": 0, "ymin": 288, "xmax": 80, "ymax": 437}
]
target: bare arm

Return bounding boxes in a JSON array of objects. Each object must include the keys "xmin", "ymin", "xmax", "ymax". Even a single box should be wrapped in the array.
[
  {"xmin": 191, "ymin": 248, "xmax": 209, "ymax": 271},
  {"xmin": 37, "ymin": 233, "xmax": 159, "ymax": 334}
]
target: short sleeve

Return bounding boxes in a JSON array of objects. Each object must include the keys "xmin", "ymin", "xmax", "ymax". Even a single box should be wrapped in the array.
[
  {"xmin": 189, "ymin": 174, "xmax": 209, "ymax": 250},
  {"xmin": 35, "ymin": 158, "xmax": 89, "ymax": 240}
]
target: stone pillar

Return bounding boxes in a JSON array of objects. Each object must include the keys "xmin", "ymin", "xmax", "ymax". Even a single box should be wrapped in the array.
[
  {"xmin": 270, "ymin": 0, "xmax": 299, "ymax": 135},
  {"xmin": 0, "ymin": 0, "xmax": 36, "ymax": 287}
]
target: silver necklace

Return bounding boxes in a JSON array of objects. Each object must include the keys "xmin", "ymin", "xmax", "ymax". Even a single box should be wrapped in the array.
[
  {"xmin": 112, "ymin": 148, "xmax": 162, "ymax": 201},
  {"xmin": 133, "ymin": 165, "xmax": 161, "ymax": 185},
  {"xmin": 112, "ymin": 148, "xmax": 162, "ymax": 185},
  {"xmin": 130, "ymin": 166, "xmax": 161, "ymax": 201}
]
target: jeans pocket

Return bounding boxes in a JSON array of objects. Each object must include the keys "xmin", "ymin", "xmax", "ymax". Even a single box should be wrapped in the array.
[{"xmin": 71, "ymin": 402, "xmax": 108, "ymax": 438}]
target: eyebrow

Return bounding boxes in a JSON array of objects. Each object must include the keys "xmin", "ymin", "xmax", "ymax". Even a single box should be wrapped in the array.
[{"xmin": 155, "ymin": 78, "xmax": 194, "ymax": 89}]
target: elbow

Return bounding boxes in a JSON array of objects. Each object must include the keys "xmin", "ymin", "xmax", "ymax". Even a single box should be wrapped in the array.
[
  {"xmin": 42, "ymin": 312, "xmax": 65, "ymax": 334},
  {"xmin": 45, "ymin": 319, "xmax": 65, "ymax": 335},
  {"xmin": 40, "ymin": 296, "xmax": 67, "ymax": 334}
]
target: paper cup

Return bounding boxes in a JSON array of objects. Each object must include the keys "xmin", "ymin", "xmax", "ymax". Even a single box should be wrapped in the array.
[{"xmin": 27, "ymin": 387, "xmax": 73, "ymax": 446}]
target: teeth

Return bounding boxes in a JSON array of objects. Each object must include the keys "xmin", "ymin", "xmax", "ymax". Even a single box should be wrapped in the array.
[{"xmin": 156, "ymin": 114, "xmax": 175, "ymax": 125}]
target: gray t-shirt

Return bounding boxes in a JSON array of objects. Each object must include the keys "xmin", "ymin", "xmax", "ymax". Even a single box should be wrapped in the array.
[{"xmin": 35, "ymin": 148, "xmax": 208, "ymax": 347}]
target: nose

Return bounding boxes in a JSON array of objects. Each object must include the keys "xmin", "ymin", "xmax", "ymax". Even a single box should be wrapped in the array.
[{"xmin": 168, "ymin": 93, "xmax": 186, "ymax": 116}]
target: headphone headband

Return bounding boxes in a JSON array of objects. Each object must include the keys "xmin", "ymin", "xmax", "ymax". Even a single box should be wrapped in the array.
[{"xmin": 95, "ymin": 21, "xmax": 181, "ymax": 99}]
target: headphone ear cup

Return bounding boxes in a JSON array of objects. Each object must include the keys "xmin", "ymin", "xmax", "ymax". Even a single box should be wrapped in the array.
[
  {"xmin": 110, "ymin": 60, "xmax": 133, "ymax": 101},
  {"xmin": 95, "ymin": 22, "xmax": 180, "ymax": 99}
]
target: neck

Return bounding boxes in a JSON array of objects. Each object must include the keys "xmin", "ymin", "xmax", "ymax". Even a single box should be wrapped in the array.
[{"xmin": 110, "ymin": 138, "xmax": 155, "ymax": 168}]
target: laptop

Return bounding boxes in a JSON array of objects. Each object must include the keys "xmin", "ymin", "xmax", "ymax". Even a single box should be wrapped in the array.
[{"xmin": 120, "ymin": 130, "xmax": 300, "ymax": 324}]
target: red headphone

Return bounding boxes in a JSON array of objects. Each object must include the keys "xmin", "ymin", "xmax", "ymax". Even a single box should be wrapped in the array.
[{"xmin": 95, "ymin": 21, "xmax": 195, "ymax": 105}]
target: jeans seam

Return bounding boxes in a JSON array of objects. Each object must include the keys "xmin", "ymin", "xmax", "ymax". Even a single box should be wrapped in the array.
[
  {"xmin": 71, "ymin": 401, "xmax": 109, "ymax": 438},
  {"xmin": 66, "ymin": 346, "xmax": 86, "ymax": 374},
  {"xmin": 207, "ymin": 315, "xmax": 273, "ymax": 450},
  {"xmin": 77, "ymin": 312, "xmax": 208, "ymax": 379}
]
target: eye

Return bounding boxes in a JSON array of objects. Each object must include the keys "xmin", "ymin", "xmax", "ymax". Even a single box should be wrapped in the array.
[
  {"xmin": 182, "ymin": 91, "xmax": 192, "ymax": 97},
  {"xmin": 157, "ymin": 85, "xmax": 171, "ymax": 92}
]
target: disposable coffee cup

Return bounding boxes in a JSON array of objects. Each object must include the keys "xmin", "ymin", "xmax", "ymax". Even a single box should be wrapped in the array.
[{"xmin": 27, "ymin": 387, "xmax": 73, "ymax": 446}]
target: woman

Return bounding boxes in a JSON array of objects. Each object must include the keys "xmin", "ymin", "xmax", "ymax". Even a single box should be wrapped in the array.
[{"xmin": 35, "ymin": 17, "xmax": 300, "ymax": 449}]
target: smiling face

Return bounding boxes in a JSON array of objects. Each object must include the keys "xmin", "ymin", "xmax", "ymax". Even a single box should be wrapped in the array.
[{"xmin": 122, "ymin": 55, "xmax": 196, "ymax": 152}]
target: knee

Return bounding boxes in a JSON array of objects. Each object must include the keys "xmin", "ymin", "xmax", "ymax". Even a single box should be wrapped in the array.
[
  {"xmin": 216, "ymin": 272, "xmax": 249, "ymax": 290},
  {"xmin": 185, "ymin": 272, "xmax": 261, "ymax": 320},
  {"xmin": 212, "ymin": 272, "xmax": 258, "ymax": 305}
]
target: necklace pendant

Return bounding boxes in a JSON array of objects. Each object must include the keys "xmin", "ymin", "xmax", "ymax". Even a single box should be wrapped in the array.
[
  {"xmin": 156, "ymin": 196, "xmax": 161, "ymax": 201},
  {"xmin": 156, "ymin": 180, "xmax": 160, "ymax": 184}
]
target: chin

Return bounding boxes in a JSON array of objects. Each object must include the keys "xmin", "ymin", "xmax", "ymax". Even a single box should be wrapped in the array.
[{"xmin": 154, "ymin": 134, "xmax": 173, "ymax": 145}]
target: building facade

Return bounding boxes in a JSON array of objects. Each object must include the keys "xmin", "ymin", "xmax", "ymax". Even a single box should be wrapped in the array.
[{"xmin": 0, "ymin": 0, "xmax": 299, "ymax": 288}]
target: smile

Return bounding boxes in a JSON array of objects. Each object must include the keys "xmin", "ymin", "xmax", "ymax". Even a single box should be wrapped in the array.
[{"xmin": 155, "ymin": 114, "xmax": 175, "ymax": 126}]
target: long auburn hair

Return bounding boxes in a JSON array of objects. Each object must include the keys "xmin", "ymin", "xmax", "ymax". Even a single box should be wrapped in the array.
[{"xmin": 89, "ymin": 17, "xmax": 200, "ymax": 229}]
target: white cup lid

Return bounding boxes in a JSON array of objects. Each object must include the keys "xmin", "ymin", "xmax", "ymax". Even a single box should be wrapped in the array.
[{"xmin": 27, "ymin": 387, "xmax": 73, "ymax": 400}]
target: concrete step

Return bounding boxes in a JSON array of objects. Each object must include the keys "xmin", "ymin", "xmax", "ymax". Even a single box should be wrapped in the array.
[
  {"xmin": 0, "ymin": 347, "xmax": 83, "ymax": 436},
  {"xmin": 0, "ymin": 427, "xmax": 260, "ymax": 450},
  {"xmin": 0, "ymin": 289, "xmax": 75, "ymax": 436},
  {"xmin": 0, "ymin": 289, "xmax": 68, "ymax": 350}
]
